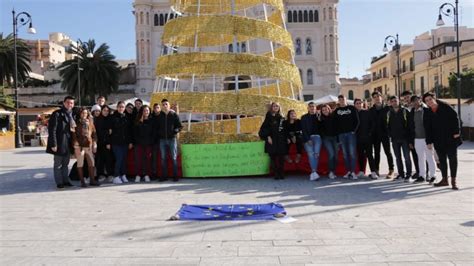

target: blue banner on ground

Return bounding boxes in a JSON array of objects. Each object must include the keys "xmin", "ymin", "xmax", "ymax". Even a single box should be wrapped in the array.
[{"xmin": 176, "ymin": 203, "xmax": 286, "ymax": 221}]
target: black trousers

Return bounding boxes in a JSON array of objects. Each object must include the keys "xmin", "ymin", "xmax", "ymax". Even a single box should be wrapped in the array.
[
  {"xmin": 411, "ymin": 148, "xmax": 420, "ymax": 175},
  {"xmin": 435, "ymin": 144, "xmax": 458, "ymax": 178},
  {"xmin": 372, "ymin": 136, "xmax": 394, "ymax": 172},
  {"xmin": 357, "ymin": 141, "xmax": 375, "ymax": 173},
  {"xmin": 96, "ymin": 144, "xmax": 114, "ymax": 176},
  {"xmin": 270, "ymin": 155, "xmax": 285, "ymax": 178}
]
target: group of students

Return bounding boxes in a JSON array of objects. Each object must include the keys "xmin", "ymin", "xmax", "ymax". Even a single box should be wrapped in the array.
[
  {"xmin": 259, "ymin": 91, "xmax": 461, "ymax": 190},
  {"xmin": 47, "ymin": 96, "xmax": 182, "ymax": 189}
]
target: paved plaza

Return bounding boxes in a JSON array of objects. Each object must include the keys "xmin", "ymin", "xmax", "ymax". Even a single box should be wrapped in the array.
[{"xmin": 0, "ymin": 143, "xmax": 473, "ymax": 265}]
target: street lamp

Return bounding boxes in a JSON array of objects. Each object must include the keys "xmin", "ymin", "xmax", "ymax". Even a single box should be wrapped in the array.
[
  {"xmin": 12, "ymin": 9, "xmax": 36, "ymax": 148},
  {"xmin": 75, "ymin": 39, "xmax": 94, "ymax": 107},
  {"xmin": 383, "ymin": 34, "xmax": 402, "ymax": 97},
  {"xmin": 436, "ymin": 0, "xmax": 462, "ymax": 131}
]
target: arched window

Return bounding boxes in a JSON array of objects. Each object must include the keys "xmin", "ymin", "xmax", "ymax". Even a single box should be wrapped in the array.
[
  {"xmin": 159, "ymin": 14, "xmax": 164, "ymax": 25},
  {"xmin": 335, "ymin": 8, "xmax": 338, "ymax": 20},
  {"xmin": 287, "ymin": 11, "xmax": 292, "ymax": 23},
  {"xmin": 170, "ymin": 14, "xmax": 174, "ymax": 20},
  {"xmin": 329, "ymin": 35, "xmax": 335, "ymax": 60},
  {"xmin": 228, "ymin": 44, "xmax": 233, "ymax": 53},
  {"xmin": 140, "ymin": 12, "xmax": 144, "ymax": 24},
  {"xmin": 164, "ymin": 14, "xmax": 168, "ymax": 23},
  {"xmin": 348, "ymin": 90, "xmax": 354, "ymax": 100},
  {"xmin": 324, "ymin": 35, "xmax": 328, "ymax": 61},
  {"xmin": 303, "ymin": 10, "xmax": 308, "ymax": 22},
  {"xmin": 307, "ymin": 69, "xmax": 313, "ymax": 85},
  {"xmin": 329, "ymin": 7, "xmax": 333, "ymax": 20},
  {"xmin": 364, "ymin": 90, "xmax": 370, "ymax": 99},
  {"xmin": 146, "ymin": 40, "xmax": 151, "ymax": 64},
  {"xmin": 140, "ymin": 39, "xmax": 145, "ymax": 65},
  {"xmin": 299, "ymin": 69, "xmax": 303, "ymax": 83},
  {"xmin": 323, "ymin": 8, "xmax": 326, "ymax": 21},
  {"xmin": 305, "ymin": 38, "xmax": 312, "ymax": 55},
  {"xmin": 146, "ymin": 12, "xmax": 149, "ymax": 25},
  {"xmin": 309, "ymin": 10, "xmax": 314, "ymax": 22},
  {"xmin": 295, "ymin": 38, "xmax": 302, "ymax": 55},
  {"xmin": 293, "ymin": 11, "xmax": 297, "ymax": 22},
  {"xmin": 314, "ymin": 10, "xmax": 319, "ymax": 22},
  {"xmin": 298, "ymin": 11, "xmax": 303, "ymax": 22},
  {"xmin": 154, "ymin": 14, "xmax": 159, "ymax": 26}
]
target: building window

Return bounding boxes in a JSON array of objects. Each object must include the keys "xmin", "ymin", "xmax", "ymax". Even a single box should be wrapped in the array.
[
  {"xmin": 307, "ymin": 69, "xmax": 313, "ymax": 85},
  {"xmin": 299, "ymin": 69, "xmax": 303, "ymax": 82},
  {"xmin": 241, "ymin": 43, "xmax": 246, "ymax": 53},
  {"xmin": 304, "ymin": 10, "xmax": 308, "ymax": 22},
  {"xmin": 159, "ymin": 14, "xmax": 164, "ymax": 25},
  {"xmin": 314, "ymin": 10, "xmax": 319, "ymax": 22},
  {"xmin": 154, "ymin": 14, "xmax": 159, "ymax": 26},
  {"xmin": 146, "ymin": 12, "xmax": 149, "ymax": 25},
  {"xmin": 305, "ymin": 38, "xmax": 312, "ymax": 55},
  {"xmin": 298, "ymin": 11, "xmax": 303, "ymax": 22},
  {"xmin": 303, "ymin": 94, "xmax": 314, "ymax": 101},
  {"xmin": 324, "ymin": 35, "xmax": 328, "ymax": 61},
  {"xmin": 287, "ymin": 11, "xmax": 292, "ymax": 23},
  {"xmin": 348, "ymin": 90, "xmax": 354, "ymax": 100},
  {"xmin": 383, "ymin": 67, "xmax": 387, "ymax": 78},
  {"xmin": 335, "ymin": 8, "xmax": 337, "ymax": 20},
  {"xmin": 293, "ymin": 11, "xmax": 297, "ymax": 22},
  {"xmin": 329, "ymin": 7, "xmax": 333, "ymax": 20},
  {"xmin": 364, "ymin": 90, "xmax": 370, "ymax": 99},
  {"xmin": 410, "ymin": 79, "xmax": 414, "ymax": 91},
  {"xmin": 140, "ymin": 12, "xmax": 144, "ymax": 24},
  {"xmin": 295, "ymin": 38, "xmax": 302, "ymax": 55},
  {"xmin": 228, "ymin": 44, "xmax": 233, "ymax": 53},
  {"xmin": 165, "ymin": 14, "xmax": 168, "ymax": 23},
  {"xmin": 309, "ymin": 10, "xmax": 314, "ymax": 22},
  {"xmin": 329, "ymin": 35, "xmax": 335, "ymax": 60},
  {"xmin": 403, "ymin": 80, "xmax": 406, "ymax": 91},
  {"xmin": 410, "ymin": 57, "xmax": 414, "ymax": 71},
  {"xmin": 170, "ymin": 14, "xmax": 174, "ymax": 20},
  {"xmin": 402, "ymin": 60, "xmax": 406, "ymax": 73},
  {"xmin": 420, "ymin": 76, "xmax": 425, "ymax": 94}
]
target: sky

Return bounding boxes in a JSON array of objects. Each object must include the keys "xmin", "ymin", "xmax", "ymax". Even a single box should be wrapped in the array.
[{"xmin": 1, "ymin": 0, "xmax": 473, "ymax": 78}]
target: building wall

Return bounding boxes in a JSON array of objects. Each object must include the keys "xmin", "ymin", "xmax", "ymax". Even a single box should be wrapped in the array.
[{"xmin": 133, "ymin": 0, "xmax": 340, "ymax": 100}]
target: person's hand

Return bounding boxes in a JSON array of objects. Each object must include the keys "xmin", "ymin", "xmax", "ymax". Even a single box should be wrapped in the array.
[
  {"xmin": 51, "ymin": 146, "xmax": 57, "ymax": 152},
  {"xmin": 106, "ymin": 144, "xmax": 111, "ymax": 150},
  {"xmin": 453, "ymin": 134, "xmax": 460, "ymax": 138},
  {"xmin": 427, "ymin": 144, "xmax": 433, "ymax": 150},
  {"xmin": 267, "ymin": 136, "xmax": 273, "ymax": 145},
  {"xmin": 292, "ymin": 136, "xmax": 296, "ymax": 143},
  {"xmin": 128, "ymin": 144, "xmax": 133, "ymax": 149},
  {"xmin": 287, "ymin": 139, "xmax": 291, "ymax": 144},
  {"xmin": 307, "ymin": 140, "xmax": 313, "ymax": 146},
  {"xmin": 409, "ymin": 144, "xmax": 414, "ymax": 150}
]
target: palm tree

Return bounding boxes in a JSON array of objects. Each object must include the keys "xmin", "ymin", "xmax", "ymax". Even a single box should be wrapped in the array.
[
  {"xmin": 0, "ymin": 33, "xmax": 32, "ymax": 87},
  {"xmin": 58, "ymin": 39, "xmax": 120, "ymax": 105}
]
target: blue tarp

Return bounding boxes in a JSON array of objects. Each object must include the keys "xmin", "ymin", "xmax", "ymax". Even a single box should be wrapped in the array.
[{"xmin": 176, "ymin": 203, "xmax": 286, "ymax": 221}]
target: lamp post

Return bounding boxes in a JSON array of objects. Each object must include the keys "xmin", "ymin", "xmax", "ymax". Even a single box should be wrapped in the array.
[
  {"xmin": 12, "ymin": 9, "xmax": 36, "ymax": 148},
  {"xmin": 436, "ymin": 0, "xmax": 462, "ymax": 131},
  {"xmin": 75, "ymin": 39, "xmax": 93, "ymax": 107},
  {"xmin": 383, "ymin": 34, "xmax": 402, "ymax": 97}
]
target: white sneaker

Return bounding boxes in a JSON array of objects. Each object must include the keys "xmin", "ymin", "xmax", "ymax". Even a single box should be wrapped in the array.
[
  {"xmin": 313, "ymin": 172, "xmax": 320, "ymax": 181},
  {"xmin": 135, "ymin": 175, "xmax": 141, "ymax": 183},
  {"xmin": 343, "ymin": 171, "xmax": 351, "ymax": 179},
  {"xmin": 85, "ymin": 177, "xmax": 90, "ymax": 184},
  {"xmin": 112, "ymin": 176, "xmax": 123, "ymax": 184},
  {"xmin": 98, "ymin": 175, "xmax": 106, "ymax": 182},
  {"xmin": 309, "ymin": 172, "xmax": 315, "ymax": 181},
  {"xmin": 144, "ymin": 175, "xmax": 151, "ymax": 182},
  {"xmin": 357, "ymin": 171, "xmax": 364, "ymax": 178},
  {"xmin": 121, "ymin": 175, "xmax": 129, "ymax": 183},
  {"xmin": 107, "ymin": 176, "xmax": 114, "ymax": 183},
  {"xmin": 350, "ymin": 172, "xmax": 358, "ymax": 180},
  {"xmin": 329, "ymin": 172, "xmax": 336, "ymax": 179},
  {"xmin": 310, "ymin": 172, "xmax": 319, "ymax": 181},
  {"xmin": 370, "ymin": 172, "xmax": 379, "ymax": 179}
]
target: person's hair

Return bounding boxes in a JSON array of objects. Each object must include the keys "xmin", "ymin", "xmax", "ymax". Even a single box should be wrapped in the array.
[
  {"xmin": 270, "ymin": 102, "xmax": 282, "ymax": 116},
  {"xmin": 77, "ymin": 107, "xmax": 91, "ymax": 121},
  {"xmin": 410, "ymin": 95, "xmax": 420, "ymax": 102},
  {"xmin": 307, "ymin": 101, "xmax": 315, "ymax": 106},
  {"xmin": 63, "ymin": 96, "xmax": 75, "ymax": 102},
  {"xmin": 389, "ymin": 96, "xmax": 398, "ymax": 101},
  {"xmin": 97, "ymin": 96, "xmax": 106, "ymax": 101},
  {"xmin": 126, "ymin": 103, "xmax": 134, "ymax": 108},
  {"xmin": 338, "ymin": 94, "xmax": 345, "ymax": 99},
  {"xmin": 135, "ymin": 98, "xmax": 143, "ymax": 104},
  {"xmin": 401, "ymin": 90, "xmax": 412, "ymax": 96},
  {"xmin": 153, "ymin": 103, "xmax": 160, "ymax": 109},
  {"xmin": 354, "ymin": 98, "xmax": 362, "ymax": 104},
  {"xmin": 321, "ymin": 104, "xmax": 332, "ymax": 115},
  {"xmin": 422, "ymin": 92, "xmax": 436, "ymax": 102},
  {"xmin": 286, "ymin": 109, "xmax": 297, "ymax": 121},
  {"xmin": 161, "ymin": 98, "xmax": 169, "ymax": 104},
  {"xmin": 371, "ymin": 91, "xmax": 382, "ymax": 97},
  {"xmin": 136, "ymin": 105, "xmax": 151, "ymax": 124}
]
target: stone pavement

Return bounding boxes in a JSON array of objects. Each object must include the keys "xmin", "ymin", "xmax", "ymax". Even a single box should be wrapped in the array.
[{"xmin": 0, "ymin": 143, "xmax": 473, "ymax": 265}]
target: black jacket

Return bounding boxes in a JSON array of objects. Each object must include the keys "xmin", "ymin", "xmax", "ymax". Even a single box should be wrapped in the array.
[
  {"xmin": 108, "ymin": 112, "xmax": 133, "ymax": 145},
  {"xmin": 386, "ymin": 106, "xmax": 411, "ymax": 141},
  {"xmin": 284, "ymin": 119, "xmax": 302, "ymax": 140},
  {"xmin": 319, "ymin": 113, "xmax": 337, "ymax": 137},
  {"xmin": 94, "ymin": 115, "xmax": 110, "ymax": 146},
  {"xmin": 334, "ymin": 105, "xmax": 359, "ymax": 134},
  {"xmin": 300, "ymin": 113, "xmax": 320, "ymax": 142},
  {"xmin": 133, "ymin": 118, "xmax": 154, "ymax": 146},
  {"xmin": 155, "ymin": 110, "xmax": 183, "ymax": 140},
  {"xmin": 356, "ymin": 109, "xmax": 372, "ymax": 143},
  {"xmin": 46, "ymin": 107, "xmax": 73, "ymax": 156},
  {"xmin": 259, "ymin": 113, "xmax": 288, "ymax": 156},
  {"xmin": 424, "ymin": 100, "xmax": 460, "ymax": 149},
  {"xmin": 369, "ymin": 103, "xmax": 390, "ymax": 139}
]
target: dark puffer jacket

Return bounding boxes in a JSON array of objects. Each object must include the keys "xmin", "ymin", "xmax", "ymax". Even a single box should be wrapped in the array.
[
  {"xmin": 108, "ymin": 112, "xmax": 132, "ymax": 146},
  {"xmin": 259, "ymin": 113, "xmax": 288, "ymax": 156}
]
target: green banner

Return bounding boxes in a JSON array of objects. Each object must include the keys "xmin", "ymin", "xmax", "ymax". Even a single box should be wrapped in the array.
[{"xmin": 181, "ymin": 142, "xmax": 270, "ymax": 177}]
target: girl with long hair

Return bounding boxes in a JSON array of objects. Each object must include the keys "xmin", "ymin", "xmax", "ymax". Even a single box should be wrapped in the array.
[{"xmin": 133, "ymin": 105, "xmax": 154, "ymax": 182}]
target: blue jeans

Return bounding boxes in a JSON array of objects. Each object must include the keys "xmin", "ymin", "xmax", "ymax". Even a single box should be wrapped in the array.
[
  {"xmin": 160, "ymin": 138, "xmax": 178, "ymax": 178},
  {"xmin": 304, "ymin": 135, "xmax": 322, "ymax": 172},
  {"xmin": 338, "ymin": 132, "xmax": 357, "ymax": 172},
  {"xmin": 112, "ymin": 145, "xmax": 128, "ymax": 176},
  {"xmin": 322, "ymin": 136, "xmax": 338, "ymax": 172},
  {"xmin": 392, "ymin": 140, "xmax": 412, "ymax": 176}
]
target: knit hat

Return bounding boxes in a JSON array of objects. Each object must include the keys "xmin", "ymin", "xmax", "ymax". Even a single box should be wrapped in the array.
[{"xmin": 91, "ymin": 104, "xmax": 101, "ymax": 112}]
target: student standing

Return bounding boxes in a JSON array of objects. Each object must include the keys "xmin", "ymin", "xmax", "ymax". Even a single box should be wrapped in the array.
[
  {"xmin": 72, "ymin": 108, "xmax": 98, "ymax": 187},
  {"xmin": 151, "ymin": 103, "xmax": 161, "ymax": 179},
  {"xmin": 259, "ymin": 102, "xmax": 288, "ymax": 180},
  {"xmin": 301, "ymin": 102, "xmax": 322, "ymax": 181},
  {"xmin": 319, "ymin": 104, "xmax": 338, "ymax": 179},
  {"xmin": 423, "ymin": 92, "xmax": 461, "ymax": 190},
  {"xmin": 284, "ymin": 109, "xmax": 303, "ymax": 164},
  {"xmin": 334, "ymin": 95, "xmax": 359, "ymax": 180},
  {"xmin": 108, "ymin": 101, "xmax": 133, "ymax": 184},
  {"xmin": 95, "ymin": 105, "xmax": 114, "ymax": 182},
  {"xmin": 354, "ymin": 99, "xmax": 377, "ymax": 179},
  {"xmin": 133, "ymin": 105, "xmax": 153, "ymax": 182},
  {"xmin": 402, "ymin": 90, "xmax": 420, "ymax": 180}
]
